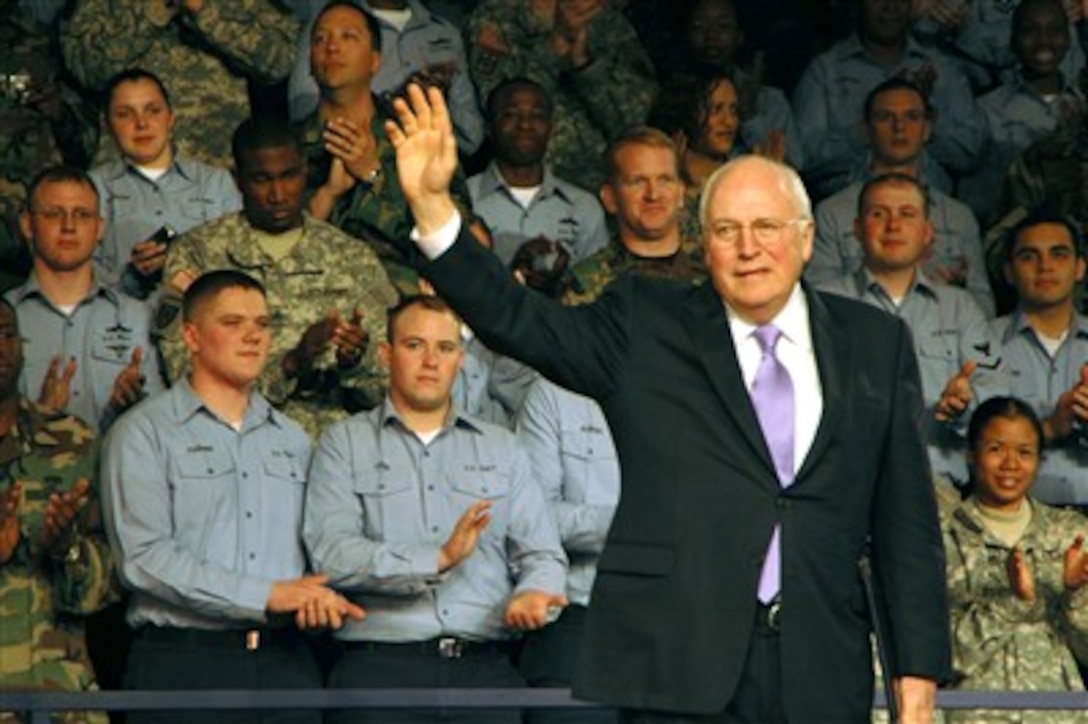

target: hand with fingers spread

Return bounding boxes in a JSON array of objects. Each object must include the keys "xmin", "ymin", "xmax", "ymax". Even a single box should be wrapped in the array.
[
  {"xmin": 1063, "ymin": 535, "xmax": 1088, "ymax": 591},
  {"xmin": 936, "ymin": 360, "xmax": 976, "ymax": 422},
  {"xmin": 504, "ymin": 590, "xmax": 568, "ymax": 630},
  {"xmin": 0, "ymin": 482, "xmax": 22, "ymax": 564},
  {"xmin": 108, "ymin": 348, "xmax": 148, "ymax": 413},
  {"xmin": 386, "ymin": 84, "xmax": 460, "ymax": 235},
  {"xmin": 1006, "ymin": 546, "xmax": 1036, "ymax": 602},
  {"xmin": 40, "ymin": 477, "xmax": 90, "ymax": 556},
  {"xmin": 331, "ymin": 309, "xmax": 369, "ymax": 369},
  {"xmin": 38, "ymin": 355, "xmax": 77, "ymax": 412},
  {"xmin": 439, "ymin": 500, "xmax": 492, "ymax": 572}
]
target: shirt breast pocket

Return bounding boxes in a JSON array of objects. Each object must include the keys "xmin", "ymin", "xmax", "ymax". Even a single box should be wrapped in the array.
[
  {"xmin": 263, "ymin": 454, "xmax": 306, "ymax": 530},
  {"xmin": 448, "ymin": 471, "xmax": 511, "ymax": 536},
  {"xmin": 179, "ymin": 196, "xmax": 217, "ymax": 223},
  {"xmin": 89, "ymin": 333, "xmax": 135, "ymax": 367},
  {"xmin": 172, "ymin": 449, "xmax": 236, "ymax": 552},
  {"xmin": 558, "ymin": 425, "xmax": 617, "ymax": 504},
  {"xmin": 917, "ymin": 333, "xmax": 959, "ymax": 387},
  {"xmin": 352, "ymin": 473, "xmax": 414, "ymax": 539}
]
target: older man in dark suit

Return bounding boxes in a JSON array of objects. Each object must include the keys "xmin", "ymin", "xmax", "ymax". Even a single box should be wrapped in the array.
[{"xmin": 386, "ymin": 84, "xmax": 951, "ymax": 724}]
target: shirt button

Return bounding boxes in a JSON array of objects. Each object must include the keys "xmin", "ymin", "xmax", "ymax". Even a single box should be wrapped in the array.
[
  {"xmin": 242, "ymin": 472, "xmax": 249, "ymax": 479},
  {"xmin": 432, "ymin": 526, "xmax": 439, "ymax": 533},
  {"xmin": 207, "ymin": 468, "xmax": 214, "ymax": 474},
  {"xmin": 378, "ymin": 483, "xmax": 386, "ymax": 491},
  {"xmin": 427, "ymin": 485, "xmax": 435, "ymax": 491},
  {"xmin": 246, "ymin": 512, "xmax": 253, "ymax": 519},
  {"xmin": 248, "ymin": 553, "xmax": 256, "ymax": 560}
]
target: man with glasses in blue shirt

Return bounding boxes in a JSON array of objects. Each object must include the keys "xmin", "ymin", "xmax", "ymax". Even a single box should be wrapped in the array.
[{"xmin": 5, "ymin": 165, "xmax": 162, "ymax": 433}]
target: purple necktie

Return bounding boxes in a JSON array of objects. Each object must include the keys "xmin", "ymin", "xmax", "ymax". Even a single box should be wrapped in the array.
[{"xmin": 750, "ymin": 325, "xmax": 795, "ymax": 603}]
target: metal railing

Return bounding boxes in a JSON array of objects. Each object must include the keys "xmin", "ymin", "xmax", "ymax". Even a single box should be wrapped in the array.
[{"xmin": 5, "ymin": 688, "xmax": 1088, "ymax": 722}]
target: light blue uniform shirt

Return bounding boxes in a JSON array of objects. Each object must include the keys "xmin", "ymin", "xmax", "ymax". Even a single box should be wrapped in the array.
[
  {"xmin": 992, "ymin": 311, "xmax": 1088, "ymax": 505},
  {"xmin": 516, "ymin": 377, "xmax": 618, "ymax": 607},
  {"xmin": 303, "ymin": 397, "xmax": 567, "ymax": 643},
  {"xmin": 467, "ymin": 164, "xmax": 609, "ymax": 266},
  {"xmin": 792, "ymin": 33, "xmax": 988, "ymax": 197},
  {"xmin": 89, "ymin": 156, "xmax": 241, "ymax": 299},
  {"xmin": 101, "ymin": 379, "xmax": 312, "ymax": 630},
  {"xmin": 5, "ymin": 270, "xmax": 163, "ymax": 432},
  {"xmin": 818, "ymin": 269, "xmax": 1006, "ymax": 483},
  {"xmin": 287, "ymin": 0, "xmax": 483, "ymax": 153},
  {"xmin": 807, "ymin": 180, "xmax": 995, "ymax": 316}
]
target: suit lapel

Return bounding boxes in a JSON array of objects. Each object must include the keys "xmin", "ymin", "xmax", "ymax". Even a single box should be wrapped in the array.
[
  {"xmin": 796, "ymin": 289, "xmax": 848, "ymax": 482},
  {"xmin": 685, "ymin": 284, "xmax": 778, "ymax": 482}
]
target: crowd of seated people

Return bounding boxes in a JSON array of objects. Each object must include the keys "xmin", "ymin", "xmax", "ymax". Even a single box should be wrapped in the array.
[{"xmin": 3, "ymin": 0, "xmax": 1088, "ymax": 721}]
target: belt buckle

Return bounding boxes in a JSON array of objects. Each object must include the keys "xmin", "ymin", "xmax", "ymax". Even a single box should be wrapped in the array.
[
  {"xmin": 246, "ymin": 629, "xmax": 261, "ymax": 651},
  {"xmin": 438, "ymin": 636, "xmax": 463, "ymax": 659},
  {"xmin": 766, "ymin": 600, "xmax": 782, "ymax": 632}
]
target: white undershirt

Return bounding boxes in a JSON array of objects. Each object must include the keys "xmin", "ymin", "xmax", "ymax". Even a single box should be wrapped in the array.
[
  {"xmin": 1036, "ymin": 328, "xmax": 1068, "ymax": 358},
  {"xmin": 371, "ymin": 7, "xmax": 412, "ymax": 32},
  {"xmin": 134, "ymin": 164, "xmax": 168, "ymax": 182},
  {"xmin": 509, "ymin": 185, "xmax": 540, "ymax": 210}
]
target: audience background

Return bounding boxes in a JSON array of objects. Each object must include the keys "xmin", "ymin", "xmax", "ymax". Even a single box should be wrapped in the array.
[{"xmin": 3, "ymin": 0, "xmax": 1088, "ymax": 716}]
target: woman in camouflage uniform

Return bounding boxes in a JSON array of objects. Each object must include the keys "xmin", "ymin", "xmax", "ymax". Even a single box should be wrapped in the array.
[{"xmin": 943, "ymin": 396, "xmax": 1088, "ymax": 722}]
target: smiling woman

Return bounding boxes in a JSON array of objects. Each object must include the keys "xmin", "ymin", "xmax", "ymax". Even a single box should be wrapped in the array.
[{"xmin": 942, "ymin": 396, "xmax": 1088, "ymax": 721}]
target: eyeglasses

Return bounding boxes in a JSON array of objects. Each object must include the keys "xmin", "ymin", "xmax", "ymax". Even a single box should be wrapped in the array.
[
  {"xmin": 707, "ymin": 218, "xmax": 809, "ymax": 247},
  {"xmin": 31, "ymin": 208, "xmax": 99, "ymax": 225}
]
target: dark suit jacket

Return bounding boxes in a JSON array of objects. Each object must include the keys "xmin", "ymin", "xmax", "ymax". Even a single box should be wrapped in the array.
[{"xmin": 426, "ymin": 227, "xmax": 952, "ymax": 720}]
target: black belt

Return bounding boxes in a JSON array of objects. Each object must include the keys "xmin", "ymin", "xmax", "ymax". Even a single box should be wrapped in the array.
[
  {"xmin": 137, "ymin": 625, "xmax": 302, "ymax": 651},
  {"xmin": 755, "ymin": 597, "xmax": 782, "ymax": 634},
  {"xmin": 345, "ymin": 636, "xmax": 515, "ymax": 659}
]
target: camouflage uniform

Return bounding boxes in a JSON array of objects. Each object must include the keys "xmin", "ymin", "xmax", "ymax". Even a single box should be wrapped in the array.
[
  {"xmin": 0, "ymin": 3, "xmax": 97, "ymax": 294},
  {"xmin": 942, "ymin": 496, "xmax": 1088, "ymax": 723},
  {"xmin": 60, "ymin": 0, "xmax": 298, "ymax": 169},
  {"xmin": 0, "ymin": 399, "xmax": 111, "ymax": 724},
  {"xmin": 297, "ymin": 105, "xmax": 476, "ymax": 296},
  {"xmin": 157, "ymin": 212, "xmax": 399, "ymax": 441},
  {"xmin": 466, "ymin": 0, "xmax": 657, "ymax": 193},
  {"xmin": 559, "ymin": 238, "xmax": 706, "ymax": 306}
]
